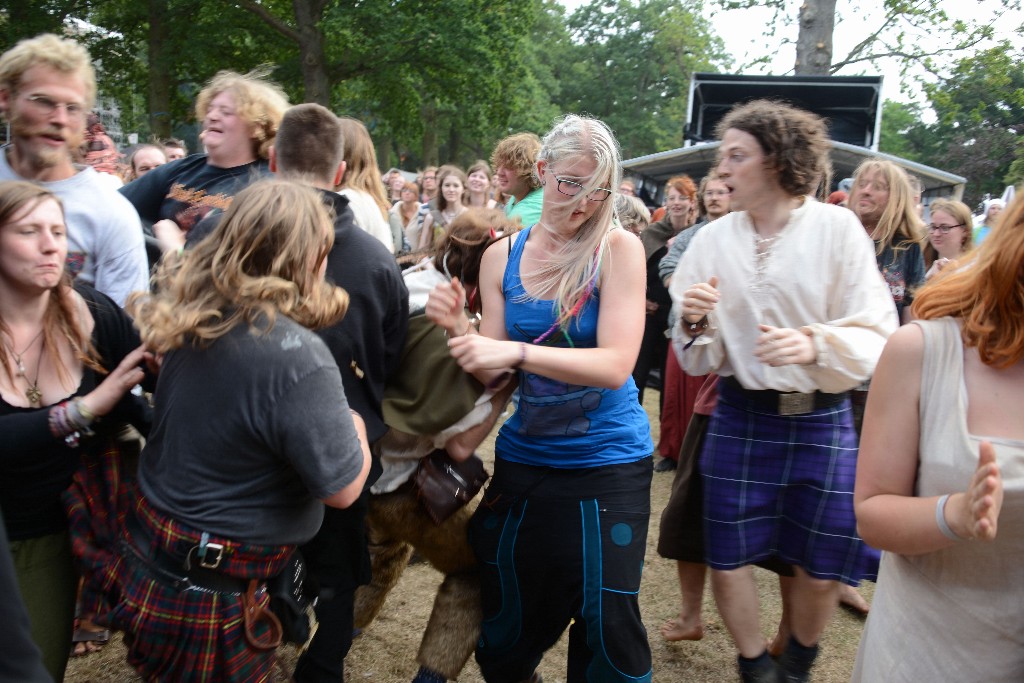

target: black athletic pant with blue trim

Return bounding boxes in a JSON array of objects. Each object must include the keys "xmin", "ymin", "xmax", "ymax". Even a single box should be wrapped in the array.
[{"xmin": 469, "ymin": 457, "xmax": 652, "ymax": 683}]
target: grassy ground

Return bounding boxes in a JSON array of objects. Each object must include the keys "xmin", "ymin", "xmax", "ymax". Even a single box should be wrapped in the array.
[{"xmin": 66, "ymin": 389, "xmax": 869, "ymax": 682}]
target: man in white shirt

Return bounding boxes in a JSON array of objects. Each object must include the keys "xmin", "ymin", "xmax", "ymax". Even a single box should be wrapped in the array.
[
  {"xmin": 671, "ymin": 100, "xmax": 897, "ymax": 683},
  {"xmin": 0, "ymin": 34, "xmax": 148, "ymax": 306}
]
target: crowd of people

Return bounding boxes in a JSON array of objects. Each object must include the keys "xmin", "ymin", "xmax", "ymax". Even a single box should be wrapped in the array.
[{"xmin": 1, "ymin": 30, "xmax": 1021, "ymax": 683}]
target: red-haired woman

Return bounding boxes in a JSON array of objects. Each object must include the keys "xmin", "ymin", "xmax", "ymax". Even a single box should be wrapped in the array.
[
  {"xmin": 636, "ymin": 175, "xmax": 696, "ymax": 471},
  {"xmin": 854, "ymin": 193, "xmax": 1024, "ymax": 682}
]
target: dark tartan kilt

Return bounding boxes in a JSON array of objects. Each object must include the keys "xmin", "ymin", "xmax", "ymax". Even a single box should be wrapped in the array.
[
  {"xmin": 66, "ymin": 447, "xmax": 293, "ymax": 682},
  {"xmin": 699, "ymin": 386, "xmax": 880, "ymax": 586}
]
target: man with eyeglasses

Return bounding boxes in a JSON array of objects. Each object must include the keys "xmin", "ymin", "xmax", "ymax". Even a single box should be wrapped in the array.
[
  {"xmin": 658, "ymin": 172, "xmax": 732, "ymax": 285},
  {"xmin": 0, "ymin": 34, "xmax": 148, "ymax": 307},
  {"xmin": 491, "ymin": 132, "xmax": 544, "ymax": 227}
]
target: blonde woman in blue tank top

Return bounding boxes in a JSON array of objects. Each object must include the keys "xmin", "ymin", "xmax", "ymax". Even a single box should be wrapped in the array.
[{"xmin": 426, "ymin": 115, "xmax": 653, "ymax": 683}]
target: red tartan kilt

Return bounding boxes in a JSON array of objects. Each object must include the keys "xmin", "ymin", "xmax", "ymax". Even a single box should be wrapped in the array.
[{"xmin": 65, "ymin": 443, "xmax": 293, "ymax": 682}]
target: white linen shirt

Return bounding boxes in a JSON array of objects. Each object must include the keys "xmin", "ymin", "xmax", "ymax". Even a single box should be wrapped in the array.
[{"xmin": 669, "ymin": 198, "xmax": 898, "ymax": 394}]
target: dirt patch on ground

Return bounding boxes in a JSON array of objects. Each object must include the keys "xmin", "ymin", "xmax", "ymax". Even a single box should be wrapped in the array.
[{"xmin": 66, "ymin": 391, "xmax": 869, "ymax": 682}]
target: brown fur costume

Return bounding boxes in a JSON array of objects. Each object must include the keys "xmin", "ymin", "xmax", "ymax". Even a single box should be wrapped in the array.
[{"xmin": 354, "ymin": 364, "xmax": 515, "ymax": 679}]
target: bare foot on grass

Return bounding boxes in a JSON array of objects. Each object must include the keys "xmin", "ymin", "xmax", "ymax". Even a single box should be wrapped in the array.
[
  {"xmin": 839, "ymin": 583, "xmax": 870, "ymax": 616},
  {"xmin": 660, "ymin": 614, "xmax": 704, "ymax": 641}
]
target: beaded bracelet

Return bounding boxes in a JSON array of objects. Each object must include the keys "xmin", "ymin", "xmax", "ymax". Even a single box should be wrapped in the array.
[{"xmin": 48, "ymin": 399, "xmax": 96, "ymax": 448}]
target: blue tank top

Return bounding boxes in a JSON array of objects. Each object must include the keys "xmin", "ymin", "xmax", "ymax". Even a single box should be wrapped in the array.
[{"xmin": 496, "ymin": 227, "xmax": 653, "ymax": 468}]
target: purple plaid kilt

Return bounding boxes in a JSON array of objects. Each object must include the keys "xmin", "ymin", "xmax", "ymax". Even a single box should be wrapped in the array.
[
  {"xmin": 699, "ymin": 384, "xmax": 879, "ymax": 585},
  {"xmin": 74, "ymin": 489, "xmax": 293, "ymax": 682}
]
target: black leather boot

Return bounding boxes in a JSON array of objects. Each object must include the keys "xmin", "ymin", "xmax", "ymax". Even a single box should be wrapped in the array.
[
  {"xmin": 777, "ymin": 636, "xmax": 819, "ymax": 682},
  {"xmin": 738, "ymin": 651, "xmax": 782, "ymax": 683}
]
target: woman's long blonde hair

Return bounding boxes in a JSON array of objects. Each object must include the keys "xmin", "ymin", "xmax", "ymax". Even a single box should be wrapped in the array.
[
  {"xmin": 849, "ymin": 159, "xmax": 925, "ymax": 255},
  {"xmin": 528, "ymin": 115, "xmax": 622, "ymax": 335},
  {"xmin": 913, "ymin": 191, "xmax": 1024, "ymax": 368},
  {"xmin": 129, "ymin": 179, "xmax": 348, "ymax": 353},
  {"xmin": 336, "ymin": 117, "xmax": 390, "ymax": 218},
  {"xmin": 0, "ymin": 181, "xmax": 104, "ymax": 387}
]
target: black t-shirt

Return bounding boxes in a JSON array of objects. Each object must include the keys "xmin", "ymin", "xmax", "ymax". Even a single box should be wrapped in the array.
[
  {"xmin": 120, "ymin": 154, "xmax": 271, "ymax": 234},
  {"xmin": 138, "ymin": 317, "xmax": 364, "ymax": 546},
  {"xmin": 0, "ymin": 284, "xmax": 151, "ymax": 541},
  {"xmin": 876, "ymin": 240, "xmax": 926, "ymax": 321}
]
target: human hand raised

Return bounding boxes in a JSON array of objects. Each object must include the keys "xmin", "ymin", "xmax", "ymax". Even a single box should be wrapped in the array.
[
  {"xmin": 153, "ymin": 219, "xmax": 186, "ymax": 253},
  {"xmin": 754, "ymin": 324, "xmax": 816, "ymax": 366},
  {"xmin": 949, "ymin": 440, "xmax": 1003, "ymax": 541},
  {"xmin": 79, "ymin": 345, "xmax": 147, "ymax": 418},
  {"xmin": 681, "ymin": 275, "xmax": 719, "ymax": 323},
  {"xmin": 426, "ymin": 277, "xmax": 470, "ymax": 337}
]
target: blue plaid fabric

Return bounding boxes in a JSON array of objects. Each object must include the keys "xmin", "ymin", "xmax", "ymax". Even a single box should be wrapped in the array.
[{"xmin": 699, "ymin": 383, "xmax": 879, "ymax": 585}]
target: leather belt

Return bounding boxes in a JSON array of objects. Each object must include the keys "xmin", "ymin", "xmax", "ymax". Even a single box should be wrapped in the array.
[
  {"xmin": 123, "ymin": 512, "xmax": 248, "ymax": 595},
  {"xmin": 721, "ymin": 376, "xmax": 848, "ymax": 416}
]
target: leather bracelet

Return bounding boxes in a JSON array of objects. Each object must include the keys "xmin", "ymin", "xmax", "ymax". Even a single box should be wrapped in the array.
[
  {"xmin": 512, "ymin": 342, "xmax": 527, "ymax": 368},
  {"xmin": 683, "ymin": 315, "xmax": 709, "ymax": 337}
]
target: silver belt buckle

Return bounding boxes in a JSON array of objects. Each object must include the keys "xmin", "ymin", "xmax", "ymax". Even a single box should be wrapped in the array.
[{"xmin": 778, "ymin": 392, "xmax": 814, "ymax": 416}]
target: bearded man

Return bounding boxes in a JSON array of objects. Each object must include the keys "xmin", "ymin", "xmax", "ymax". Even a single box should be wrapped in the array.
[{"xmin": 0, "ymin": 33, "xmax": 147, "ymax": 306}]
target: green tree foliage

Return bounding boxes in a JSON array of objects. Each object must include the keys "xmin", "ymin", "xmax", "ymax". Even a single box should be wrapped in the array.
[
  {"xmin": 924, "ymin": 44, "xmax": 1023, "ymax": 207},
  {"xmin": 560, "ymin": 0, "xmax": 730, "ymax": 158},
  {"xmin": 878, "ymin": 100, "xmax": 931, "ymax": 163},
  {"xmin": 84, "ymin": 0, "xmax": 284, "ymax": 141},
  {"xmin": 230, "ymin": 0, "xmax": 540, "ymax": 168},
  {"xmin": 876, "ymin": 44, "xmax": 1023, "ymax": 208},
  {"xmin": 0, "ymin": 0, "xmax": 82, "ymax": 48}
]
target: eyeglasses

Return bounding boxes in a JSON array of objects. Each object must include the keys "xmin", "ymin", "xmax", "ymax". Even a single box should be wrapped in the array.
[
  {"xmin": 553, "ymin": 176, "xmax": 612, "ymax": 202},
  {"xmin": 927, "ymin": 223, "xmax": 964, "ymax": 234},
  {"xmin": 23, "ymin": 94, "xmax": 86, "ymax": 121}
]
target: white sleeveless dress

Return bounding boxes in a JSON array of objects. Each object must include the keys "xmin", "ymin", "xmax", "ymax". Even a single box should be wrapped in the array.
[{"xmin": 851, "ymin": 317, "xmax": 1024, "ymax": 681}]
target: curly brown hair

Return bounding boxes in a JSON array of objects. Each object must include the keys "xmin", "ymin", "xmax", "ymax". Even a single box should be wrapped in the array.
[
  {"xmin": 433, "ymin": 209, "xmax": 520, "ymax": 313},
  {"xmin": 491, "ymin": 132, "xmax": 542, "ymax": 190},
  {"xmin": 130, "ymin": 179, "xmax": 348, "ymax": 353},
  {"xmin": 715, "ymin": 99, "xmax": 831, "ymax": 198},
  {"xmin": 194, "ymin": 69, "xmax": 289, "ymax": 161}
]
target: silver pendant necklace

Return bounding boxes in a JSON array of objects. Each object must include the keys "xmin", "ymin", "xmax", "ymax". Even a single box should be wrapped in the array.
[{"xmin": 3, "ymin": 329, "xmax": 45, "ymax": 405}]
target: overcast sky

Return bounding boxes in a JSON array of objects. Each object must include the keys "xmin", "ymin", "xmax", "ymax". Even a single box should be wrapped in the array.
[{"xmin": 557, "ymin": 0, "xmax": 1023, "ymax": 108}]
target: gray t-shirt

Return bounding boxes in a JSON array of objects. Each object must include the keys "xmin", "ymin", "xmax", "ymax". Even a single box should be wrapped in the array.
[
  {"xmin": 658, "ymin": 219, "xmax": 709, "ymax": 283},
  {"xmin": 139, "ymin": 317, "xmax": 363, "ymax": 545}
]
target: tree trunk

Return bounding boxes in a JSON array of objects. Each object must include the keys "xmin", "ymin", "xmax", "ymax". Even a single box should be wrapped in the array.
[
  {"xmin": 375, "ymin": 134, "xmax": 393, "ymax": 169},
  {"xmin": 292, "ymin": 0, "xmax": 330, "ymax": 105},
  {"xmin": 147, "ymin": 0, "xmax": 173, "ymax": 139},
  {"xmin": 794, "ymin": 0, "xmax": 837, "ymax": 75},
  {"xmin": 446, "ymin": 122, "xmax": 461, "ymax": 165},
  {"xmin": 420, "ymin": 101, "xmax": 438, "ymax": 166}
]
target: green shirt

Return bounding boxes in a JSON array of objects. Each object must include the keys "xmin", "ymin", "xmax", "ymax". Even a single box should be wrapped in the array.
[{"xmin": 505, "ymin": 187, "xmax": 543, "ymax": 227}]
